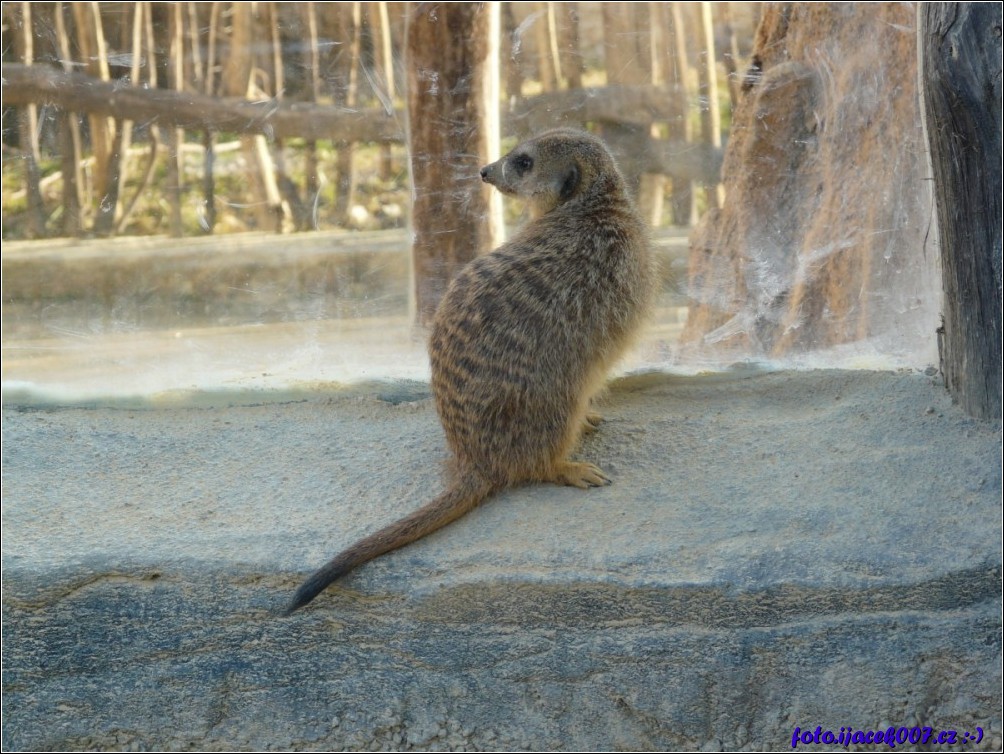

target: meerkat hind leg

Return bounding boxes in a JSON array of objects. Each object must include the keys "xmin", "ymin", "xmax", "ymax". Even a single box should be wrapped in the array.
[
  {"xmin": 582, "ymin": 411, "xmax": 603, "ymax": 434},
  {"xmin": 551, "ymin": 460, "xmax": 611, "ymax": 489}
]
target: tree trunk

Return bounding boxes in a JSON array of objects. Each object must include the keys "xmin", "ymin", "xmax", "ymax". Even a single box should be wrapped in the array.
[
  {"xmin": 94, "ymin": 3, "xmax": 144, "ymax": 237},
  {"xmin": 198, "ymin": 2, "xmax": 220, "ymax": 234},
  {"xmin": 680, "ymin": 3, "xmax": 938, "ymax": 362},
  {"xmin": 666, "ymin": 1, "xmax": 697, "ymax": 226},
  {"xmin": 54, "ymin": 1, "xmax": 83, "ymax": 236},
  {"xmin": 407, "ymin": 2, "xmax": 501, "ymax": 325},
  {"xmin": 697, "ymin": 1, "xmax": 724, "ymax": 211},
  {"xmin": 502, "ymin": 3, "xmax": 525, "ymax": 101},
  {"xmin": 8, "ymin": 2, "xmax": 46, "ymax": 237},
  {"xmin": 72, "ymin": 1, "xmax": 115, "ymax": 206},
  {"xmin": 533, "ymin": 2, "xmax": 560, "ymax": 91},
  {"xmin": 717, "ymin": 1, "xmax": 743, "ymax": 110},
  {"xmin": 920, "ymin": 3, "xmax": 1003, "ymax": 420},
  {"xmin": 600, "ymin": 2, "xmax": 652, "ymax": 202},
  {"xmin": 332, "ymin": 2, "xmax": 362, "ymax": 225},
  {"xmin": 165, "ymin": 1, "xmax": 186, "ymax": 237},
  {"xmin": 369, "ymin": 2, "xmax": 397, "ymax": 180},
  {"xmin": 559, "ymin": 2, "xmax": 582, "ymax": 90},
  {"xmin": 302, "ymin": 1, "xmax": 322, "ymax": 228}
]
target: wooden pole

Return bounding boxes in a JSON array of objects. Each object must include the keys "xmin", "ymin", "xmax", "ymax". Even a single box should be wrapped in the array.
[
  {"xmin": 115, "ymin": 2, "xmax": 162, "ymax": 235},
  {"xmin": 667, "ymin": 1, "xmax": 697, "ymax": 226},
  {"xmin": 697, "ymin": 1, "xmax": 724, "ymax": 211},
  {"xmin": 165, "ymin": 1, "xmax": 185, "ymax": 237},
  {"xmin": 54, "ymin": 2, "xmax": 83, "ymax": 235},
  {"xmin": 406, "ymin": 2, "xmax": 502, "ymax": 325},
  {"xmin": 9, "ymin": 2, "xmax": 46, "ymax": 237},
  {"xmin": 920, "ymin": 3, "xmax": 1002, "ymax": 420},
  {"xmin": 369, "ymin": 1, "xmax": 398, "ymax": 180},
  {"xmin": 333, "ymin": 2, "xmax": 362, "ymax": 226}
]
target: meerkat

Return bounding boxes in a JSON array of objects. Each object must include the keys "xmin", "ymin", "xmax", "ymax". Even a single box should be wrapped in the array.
[{"xmin": 287, "ymin": 128, "xmax": 655, "ymax": 613}]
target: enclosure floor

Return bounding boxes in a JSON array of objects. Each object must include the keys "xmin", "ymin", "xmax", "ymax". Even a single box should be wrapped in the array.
[{"xmin": 2, "ymin": 368, "xmax": 1000, "ymax": 751}]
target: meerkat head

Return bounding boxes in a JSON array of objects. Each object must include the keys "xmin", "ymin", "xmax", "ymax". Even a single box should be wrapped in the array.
[{"xmin": 480, "ymin": 128, "xmax": 624, "ymax": 215}]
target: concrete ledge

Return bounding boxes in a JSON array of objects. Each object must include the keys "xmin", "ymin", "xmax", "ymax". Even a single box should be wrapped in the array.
[{"xmin": 2, "ymin": 369, "xmax": 1001, "ymax": 750}]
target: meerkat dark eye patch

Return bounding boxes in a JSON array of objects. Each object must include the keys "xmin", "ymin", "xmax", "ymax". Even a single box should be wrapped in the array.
[
  {"xmin": 512, "ymin": 154, "xmax": 533, "ymax": 175},
  {"xmin": 558, "ymin": 163, "xmax": 580, "ymax": 201}
]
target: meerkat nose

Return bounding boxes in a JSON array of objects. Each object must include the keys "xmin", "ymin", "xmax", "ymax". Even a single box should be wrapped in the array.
[{"xmin": 479, "ymin": 167, "xmax": 490, "ymax": 181}]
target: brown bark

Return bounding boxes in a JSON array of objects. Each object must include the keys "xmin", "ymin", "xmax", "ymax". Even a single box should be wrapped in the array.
[
  {"xmin": 72, "ymin": 2, "xmax": 115, "ymax": 202},
  {"xmin": 7, "ymin": 2, "xmax": 46, "ymax": 237},
  {"xmin": 302, "ymin": 1, "xmax": 322, "ymax": 228},
  {"xmin": 369, "ymin": 2, "xmax": 398, "ymax": 180},
  {"xmin": 533, "ymin": 2, "xmax": 560, "ymax": 91},
  {"xmin": 164, "ymin": 2, "xmax": 186, "ymax": 237},
  {"xmin": 502, "ymin": 3, "xmax": 525, "ymax": 100},
  {"xmin": 718, "ymin": 2, "xmax": 743, "ymax": 110},
  {"xmin": 559, "ymin": 2, "xmax": 582, "ymax": 90},
  {"xmin": 921, "ymin": 3, "xmax": 1003, "ymax": 420},
  {"xmin": 332, "ymin": 2, "xmax": 363, "ymax": 225},
  {"xmin": 54, "ymin": 1, "xmax": 83, "ymax": 236},
  {"xmin": 666, "ymin": 1, "xmax": 697, "ymax": 225},
  {"xmin": 696, "ymin": 1, "xmax": 724, "ymax": 211},
  {"xmin": 406, "ymin": 2, "xmax": 499, "ymax": 325},
  {"xmin": 600, "ymin": 2, "xmax": 654, "ymax": 202},
  {"xmin": 681, "ymin": 3, "xmax": 938, "ymax": 363}
]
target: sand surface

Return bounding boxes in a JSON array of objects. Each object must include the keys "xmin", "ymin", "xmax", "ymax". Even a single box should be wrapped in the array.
[
  {"xmin": 4, "ymin": 367, "xmax": 998, "ymax": 593},
  {"xmin": 2, "ymin": 367, "xmax": 1000, "ymax": 751}
]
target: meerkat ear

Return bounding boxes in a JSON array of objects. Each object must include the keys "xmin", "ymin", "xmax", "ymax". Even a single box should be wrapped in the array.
[{"xmin": 557, "ymin": 162, "xmax": 580, "ymax": 201}]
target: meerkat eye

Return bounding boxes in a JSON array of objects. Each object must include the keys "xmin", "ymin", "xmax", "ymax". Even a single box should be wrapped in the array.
[{"xmin": 512, "ymin": 154, "xmax": 533, "ymax": 175}]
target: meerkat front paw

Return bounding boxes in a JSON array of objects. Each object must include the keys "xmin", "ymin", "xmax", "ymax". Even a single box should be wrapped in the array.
[{"xmin": 553, "ymin": 461, "xmax": 611, "ymax": 489}]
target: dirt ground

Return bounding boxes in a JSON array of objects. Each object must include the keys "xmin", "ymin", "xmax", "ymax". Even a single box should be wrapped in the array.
[{"xmin": 3, "ymin": 363, "xmax": 1000, "ymax": 750}]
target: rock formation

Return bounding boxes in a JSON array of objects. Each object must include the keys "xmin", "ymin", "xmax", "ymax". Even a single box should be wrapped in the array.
[{"xmin": 681, "ymin": 3, "xmax": 940, "ymax": 364}]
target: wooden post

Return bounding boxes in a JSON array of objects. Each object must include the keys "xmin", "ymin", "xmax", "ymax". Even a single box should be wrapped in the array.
[
  {"xmin": 332, "ymin": 2, "xmax": 362, "ymax": 226},
  {"xmin": 406, "ymin": 2, "xmax": 501, "ymax": 325},
  {"xmin": 697, "ymin": 1, "xmax": 724, "ymax": 211},
  {"xmin": 94, "ymin": 2, "xmax": 144, "ymax": 236},
  {"xmin": 502, "ymin": 3, "xmax": 525, "ymax": 101},
  {"xmin": 72, "ymin": 1, "xmax": 115, "ymax": 209},
  {"xmin": 717, "ymin": 1, "xmax": 743, "ymax": 110},
  {"xmin": 920, "ymin": 3, "xmax": 1002, "ymax": 420},
  {"xmin": 116, "ymin": 0, "xmax": 161, "ymax": 235},
  {"xmin": 600, "ymin": 2, "xmax": 651, "ymax": 200},
  {"xmin": 665, "ymin": 2, "xmax": 697, "ymax": 227},
  {"xmin": 533, "ymin": 1, "xmax": 560, "ymax": 91},
  {"xmin": 8, "ymin": 2, "xmax": 46, "ymax": 237},
  {"xmin": 54, "ymin": 1, "xmax": 83, "ymax": 236},
  {"xmin": 165, "ymin": 1, "xmax": 185, "ymax": 237},
  {"xmin": 302, "ymin": 1, "xmax": 322, "ymax": 228},
  {"xmin": 199, "ymin": 2, "xmax": 220, "ymax": 234},
  {"xmin": 368, "ymin": 2, "xmax": 398, "ymax": 181},
  {"xmin": 559, "ymin": 2, "xmax": 582, "ymax": 90}
]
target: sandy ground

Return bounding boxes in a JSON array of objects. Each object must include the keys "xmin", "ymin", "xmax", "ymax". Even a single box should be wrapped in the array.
[
  {"xmin": 2, "ymin": 365, "xmax": 1001, "ymax": 750},
  {"xmin": 4, "ymin": 365, "xmax": 999, "ymax": 584}
]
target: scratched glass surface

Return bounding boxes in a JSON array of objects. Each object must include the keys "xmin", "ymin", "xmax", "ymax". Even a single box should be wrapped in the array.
[{"xmin": 1, "ymin": 3, "xmax": 940, "ymax": 404}]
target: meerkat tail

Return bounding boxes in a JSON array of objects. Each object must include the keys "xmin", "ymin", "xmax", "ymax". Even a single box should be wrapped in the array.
[{"xmin": 285, "ymin": 475, "xmax": 494, "ymax": 613}]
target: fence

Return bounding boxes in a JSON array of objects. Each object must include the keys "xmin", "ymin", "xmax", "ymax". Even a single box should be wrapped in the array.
[{"xmin": 2, "ymin": 2, "xmax": 752, "ymax": 239}]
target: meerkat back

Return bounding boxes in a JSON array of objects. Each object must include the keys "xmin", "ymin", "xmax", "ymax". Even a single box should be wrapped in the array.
[{"xmin": 430, "ymin": 128, "xmax": 654, "ymax": 487}]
